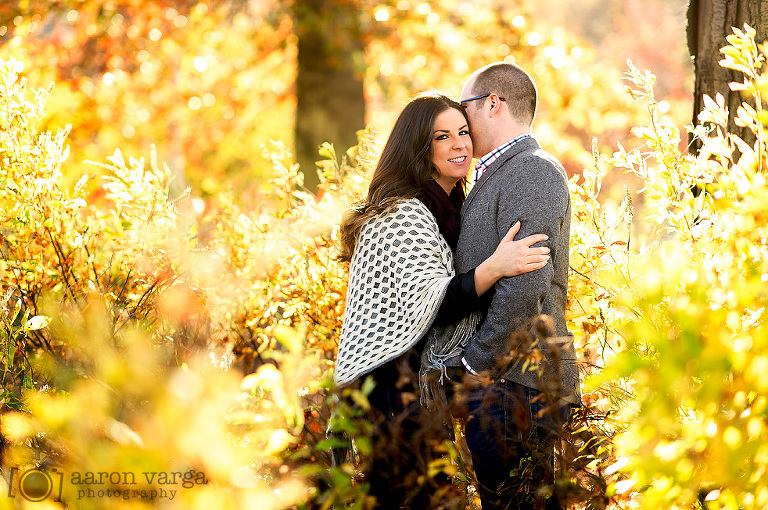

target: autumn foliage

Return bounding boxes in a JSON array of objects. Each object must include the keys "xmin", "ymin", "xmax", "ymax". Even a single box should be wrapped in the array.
[{"xmin": 1, "ymin": 1, "xmax": 768, "ymax": 508}]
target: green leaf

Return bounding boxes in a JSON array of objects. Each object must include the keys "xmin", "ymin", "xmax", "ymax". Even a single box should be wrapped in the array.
[
  {"xmin": 11, "ymin": 299, "xmax": 22, "ymax": 325},
  {"xmin": 318, "ymin": 142, "xmax": 336, "ymax": 160},
  {"xmin": 0, "ymin": 391, "xmax": 25, "ymax": 410}
]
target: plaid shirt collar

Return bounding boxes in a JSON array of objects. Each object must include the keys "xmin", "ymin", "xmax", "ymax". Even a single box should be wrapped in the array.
[{"xmin": 473, "ymin": 133, "xmax": 531, "ymax": 181}]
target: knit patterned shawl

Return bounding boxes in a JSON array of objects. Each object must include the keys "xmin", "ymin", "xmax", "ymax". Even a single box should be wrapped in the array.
[{"xmin": 334, "ymin": 198, "xmax": 456, "ymax": 387}]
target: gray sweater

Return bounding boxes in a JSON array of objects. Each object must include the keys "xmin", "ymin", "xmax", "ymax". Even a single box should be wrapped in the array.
[{"xmin": 456, "ymin": 136, "xmax": 580, "ymax": 403}]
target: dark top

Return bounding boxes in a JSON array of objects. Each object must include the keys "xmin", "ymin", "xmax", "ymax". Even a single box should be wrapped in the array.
[
  {"xmin": 422, "ymin": 179, "xmax": 464, "ymax": 251},
  {"xmin": 368, "ymin": 180, "xmax": 484, "ymax": 389}
]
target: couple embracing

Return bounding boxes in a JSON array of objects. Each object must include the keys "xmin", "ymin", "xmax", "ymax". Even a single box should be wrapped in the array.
[{"xmin": 334, "ymin": 62, "xmax": 581, "ymax": 509}]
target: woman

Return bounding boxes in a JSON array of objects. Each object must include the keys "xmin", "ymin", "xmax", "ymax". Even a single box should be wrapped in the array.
[{"xmin": 334, "ymin": 92, "xmax": 549, "ymax": 508}]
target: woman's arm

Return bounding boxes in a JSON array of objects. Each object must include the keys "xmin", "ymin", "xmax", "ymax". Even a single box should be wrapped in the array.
[{"xmin": 432, "ymin": 222, "xmax": 549, "ymax": 326}]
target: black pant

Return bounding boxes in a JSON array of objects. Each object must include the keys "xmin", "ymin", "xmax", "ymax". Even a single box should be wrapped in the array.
[{"xmin": 364, "ymin": 380, "xmax": 462, "ymax": 509}]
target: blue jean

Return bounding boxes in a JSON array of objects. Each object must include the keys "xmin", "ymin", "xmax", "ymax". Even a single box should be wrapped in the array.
[{"xmin": 464, "ymin": 379, "xmax": 570, "ymax": 510}]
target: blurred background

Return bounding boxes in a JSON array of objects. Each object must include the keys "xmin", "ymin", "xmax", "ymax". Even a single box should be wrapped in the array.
[
  {"xmin": 0, "ymin": 0, "xmax": 692, "ymax": 202},
  {"xmin": 7, "ymin": 3, "xmax": 768, "ymax": 509}
]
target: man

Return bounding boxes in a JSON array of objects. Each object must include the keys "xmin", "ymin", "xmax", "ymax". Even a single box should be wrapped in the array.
[{"xmin": 455, "ymin": 62, "xmax": 581, "ymax": 509}]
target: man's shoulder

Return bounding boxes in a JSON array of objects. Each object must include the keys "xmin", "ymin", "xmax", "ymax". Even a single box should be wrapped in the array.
[
  {"xmin": 531, "ymin": 146, "xmax": 567, "ymax": 175},
  {"xmin": 506, "ymin": 142, "xmax": 565, "ymax": 172},
  {"xmin": 491, "ymin": 146, "xmax": 567, "ymax": 190}
]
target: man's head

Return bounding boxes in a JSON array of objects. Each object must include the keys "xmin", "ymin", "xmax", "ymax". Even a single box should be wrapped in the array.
[{"xmin": 460, "ymin": 62, "xmax": 538, "ymax": 158}]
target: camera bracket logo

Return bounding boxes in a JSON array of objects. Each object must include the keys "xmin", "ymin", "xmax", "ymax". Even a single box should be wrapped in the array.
[{"xmin": 8, "ymin": 468, "xmax": 64, "ymax": 503}]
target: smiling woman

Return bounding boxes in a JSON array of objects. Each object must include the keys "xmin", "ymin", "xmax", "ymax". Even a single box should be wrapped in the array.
[
  {"xmin": 430, "ymin": 107, "xmax": 473, "ymax": 194},
  {"xmin": 333, "ymin": 91, "xmax": 552, "ymax": 508}
]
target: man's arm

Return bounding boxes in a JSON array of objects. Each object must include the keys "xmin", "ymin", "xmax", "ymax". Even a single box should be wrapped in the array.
[{"xmin": 462, "ymin": 157, "xmax": 569, "ymax": 375}]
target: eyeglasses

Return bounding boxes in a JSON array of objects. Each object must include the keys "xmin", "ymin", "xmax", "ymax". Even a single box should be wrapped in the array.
[{"xmin": 460, "ymin": 93, "xmax": 506, "ymax": 107}]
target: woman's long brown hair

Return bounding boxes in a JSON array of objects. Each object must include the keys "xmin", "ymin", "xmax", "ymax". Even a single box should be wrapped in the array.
[{"xmin": 338, "ymin": 92, "xmax": 469, "ymax": 262}]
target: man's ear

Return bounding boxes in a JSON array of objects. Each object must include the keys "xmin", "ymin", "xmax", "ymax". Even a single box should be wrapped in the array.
[{"xmin": 488, "ymin": 98, "xmax": 502, "ymax": 118}]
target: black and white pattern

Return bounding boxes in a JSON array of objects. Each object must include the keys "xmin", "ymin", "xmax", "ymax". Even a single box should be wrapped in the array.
[{"xmin": 334, "ymin": 199, "xmax": 454, "ymax": 386}]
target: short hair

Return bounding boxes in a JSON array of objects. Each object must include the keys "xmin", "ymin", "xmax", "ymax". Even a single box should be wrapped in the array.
[{"xmin": 470, "ymin": 62, "xmax": 537, "ymax": 126}]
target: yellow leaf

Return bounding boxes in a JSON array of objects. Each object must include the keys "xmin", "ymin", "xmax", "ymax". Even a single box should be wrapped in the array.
[
  {"xmin": 23, "ymin": 315, "xmax": 51, "ymax": 331},
  {"xmin": 608, "ymin": 478, "xmax": 635, "ymax": 496},
  {"xmin": 265, "ymin": 429, "xmax": 294, "ymax": 455},
  {"xmin": 0, "ymin": 412, "xmax": 33, "ymax": 440}
]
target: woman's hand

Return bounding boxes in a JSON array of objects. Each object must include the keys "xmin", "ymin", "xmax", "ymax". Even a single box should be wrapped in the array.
[
  {"xmin": 474, "ymin": 221, "xmax": 549, "ymax": 296},
  {"xmin": 490, "ymin": 221, "xmax": 549, "ymax": 277}
]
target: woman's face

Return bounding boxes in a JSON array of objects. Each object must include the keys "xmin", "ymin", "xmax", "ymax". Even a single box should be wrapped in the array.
[{"xmin": 430, "ymin": 107, "xmax": 473, "ymax": 194}]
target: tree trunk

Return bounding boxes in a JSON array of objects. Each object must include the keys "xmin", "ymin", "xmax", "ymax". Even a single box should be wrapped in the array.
[
  {"xmin": 294, "ymin": 0, "xmax": 366, "ymax": 192},
  {"xmin": 687, "ymin": 0, "xmax": 768, "ymax": 150}
]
